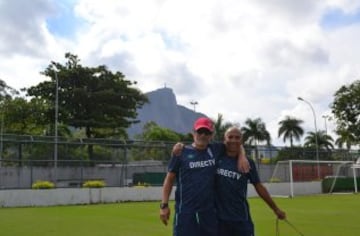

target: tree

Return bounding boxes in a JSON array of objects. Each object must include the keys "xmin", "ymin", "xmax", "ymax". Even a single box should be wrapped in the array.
[
  {"xmin": 241, "ymin": 118, "xmax": 271, "ymax": 164},
  {"xmin": 26, "ymin": 53, "xmax": 148, "ymax": 158},
  {"xmin": 27, "ymin": 53, "xmax": 148, "ymax": 138},
  {"xmin": 140, "ymin": 121, "xmax": 181, "ymax": 142},
  {"xmin": 304, "ymin": 131, "xmax": 334, "ymax": 150},
  {"xmin": 331, "ymin": 80, "xmax": 360, "ymax": 143},
  {"xmin": 0, "ymin": 97, "xmax": 48, "ymax": 135},
  {"xmin": 278, "ymin": 116, "xmax": 304, "ymax": 147},
  {"xmin": 0, "ymin": 79, "xmax": 18, "ymax": 100},
  {"xmin": 304, "ymin": 131, "xmax": 334, "ymax": 160},
  {"xmin": 0, "ymin": 97, "xmax": 74, "ymax": 165},
  {"xmin": 335, "ymin": 128, "xmax": 356, "ymax": 150},
  {"xmin": 213, "ymin": 113, "xmax": 233, "ymax": 142},
  {"xmin": 0, "ymin": 79, "xmax": 18, "ymax": 136},
  {"xmin": 241, "ymin": 118, "xmax": 271, "ymax": 146},
  {"xmin": 132, "ymin": 122, "xmax": 181, "ymax": 161}
]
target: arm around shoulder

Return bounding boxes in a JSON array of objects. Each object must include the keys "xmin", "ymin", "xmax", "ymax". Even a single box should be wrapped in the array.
[
  {"xmin": 237, "ymin": 145, "xmax": 250, "ymax": 173},
  {"xmin": 172, "ymin": 142, "xmax": 185, "ymax": 156}
]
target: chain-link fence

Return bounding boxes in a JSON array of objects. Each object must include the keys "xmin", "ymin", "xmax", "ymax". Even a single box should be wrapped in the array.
[
  {"xmin": 0, "ymin": 134, "xmax": 358, "ymax": 189},
  {"xmin": 0, "ymin": 134, "xmax": 174, "ymax": 189}
]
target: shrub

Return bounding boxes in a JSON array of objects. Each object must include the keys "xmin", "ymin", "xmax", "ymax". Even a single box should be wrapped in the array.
[
  {"xmin": 322, "ymin": 177, "xmax": 360, "ymax": 193},
  {"xmin": 269, "ymin": 177, "xmax": 281, "ymax": 183},
  {"xmin": 82, "ymin": 180, "xmax": 106, "ymax": 188},
  {"xmin": 32, "ymin": 180, "xmax": 55, "ymax": 189},
  {"xmin": 135, "ymin": 182, "xmax": 151, "ymax": 188}
]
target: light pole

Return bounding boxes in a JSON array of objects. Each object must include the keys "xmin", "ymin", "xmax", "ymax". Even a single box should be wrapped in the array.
[
  {"xmin": 54, "ymin": 71, "xmax": 59, "ymax": 185},
  {"xmin": 190, "ymin": 101, "xmax": 198, "ymax": 112},
  {"xmin": 298, "ymin": 97, "xmax": 320, "ymax": 179},
  {"xmin": 322, "ymin": 115, "xmax": 329, "ymax": 135},
  {"xmin": 0, "ymin": 108, "xmax": 3, "ymax": 168}
]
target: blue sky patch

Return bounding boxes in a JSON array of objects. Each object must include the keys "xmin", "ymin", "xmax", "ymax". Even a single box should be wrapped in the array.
[
  {"xmin": 321, "ymin": 8, "xmax": 360, "ymax": 29},
  {"xmin": 157, "ymin": 30, "xmax": 186, "ymax": 51},
  {"xmin": 46, "ymin": 0, "xmax": 86, "ymax": 38}
]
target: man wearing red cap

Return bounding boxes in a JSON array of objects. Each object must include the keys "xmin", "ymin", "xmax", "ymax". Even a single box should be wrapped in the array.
[{"xmin": 160, "ymin": 117, "xmax": 248, "ymax": 236}]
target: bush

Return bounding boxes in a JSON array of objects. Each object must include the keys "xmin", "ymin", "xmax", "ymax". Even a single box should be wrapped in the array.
[
  {"xmin": 135, "ymin": 182, "xmax": 151, "ymax": 187},
  {"xmin": 322, "ymin": 177, "xmax": 360, "ymax": 193},
  {"xmin": 82, "ymin": 180, "xmax": 106, "ymax": 188},
  {"xmin": 32, "ymin": 180, "xmax": 55, "ymax": 189},
  {"xmin": 269, "ymin": 177, "xmax": 281, "ymax": 183}
]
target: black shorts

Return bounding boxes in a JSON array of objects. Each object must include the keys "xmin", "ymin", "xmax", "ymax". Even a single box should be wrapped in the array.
[
  {"xmin": 173, "ymin": 209, "xmax": 218, "ymax": 236},
  {"xmin": 218, "ymin": 219, "xmax": 254, "ymax": 236}
]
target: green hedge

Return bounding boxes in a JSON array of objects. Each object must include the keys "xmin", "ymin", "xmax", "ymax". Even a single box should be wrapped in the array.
[
  {"xmin": 322, "ymin": 177, "xmax": 360, "ymax": 193},
  {"xmin": 32, "ymin": 180, "xmax": 55, "ymax": 189},
  {"xmin": 82, "ymin": 180, "xmax": 106, "ymax": 188}
]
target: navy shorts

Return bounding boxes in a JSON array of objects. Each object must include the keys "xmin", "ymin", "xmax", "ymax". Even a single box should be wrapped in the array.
[
  {"xmin": 218, "ymin": 219, "xmax": 254, "ymax": 236},
  {"xmin": 173, "ymin": 210, "xmax": 218, "ymax": 236}
]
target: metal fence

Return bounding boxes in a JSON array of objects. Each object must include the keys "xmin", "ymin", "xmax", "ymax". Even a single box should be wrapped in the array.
[
  {"xmin": 0, "ymin": 134, "xmax": 358, "ymax": 189},
  {"xmin": 0, "ymin": 159, "xmax": 167, "ymax": 189},
  {"xmin": 0, "ymin": 134, "xmax": 173, "ymax": 189}
]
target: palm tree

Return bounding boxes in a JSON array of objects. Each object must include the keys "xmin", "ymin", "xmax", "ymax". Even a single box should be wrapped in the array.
[
  {"xmin": 212, "ymin": 113, "xmax": 233, "ymax": 142},
  {"xmin": 335, "ymin": 128, "xmax": 356, "ymax": 150},
  {"xmin": 304, "ymin": 131, "xmax": 334, "ymax": 150},
  {"xmin": 241, "ymin": 118, "xmax": 271, "ymax": 146},
  {"xmin": 278, "ymin": 116, "xmax": 304, "ymax": 147},
  {"xmin": 241, "ymin": 118, "xmax": 271, "ymax": 164}
]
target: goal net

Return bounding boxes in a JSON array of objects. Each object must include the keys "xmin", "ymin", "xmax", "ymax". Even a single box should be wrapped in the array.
[{"xmin": 269, "ymin": 160, "xmax": 357, "ymax": 197}]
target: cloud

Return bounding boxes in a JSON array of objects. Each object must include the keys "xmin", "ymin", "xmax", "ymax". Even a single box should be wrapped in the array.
[
  {"xmin": 264, "ymin": 40, "xmax": 329, "ymax": 68},
  {"xmin": 0, "ymin": 0, "xmax": 54, "ymax": 57},
  {"xmin": 2, "ymin": 0, "xmax": 360, "ymax": 146}
]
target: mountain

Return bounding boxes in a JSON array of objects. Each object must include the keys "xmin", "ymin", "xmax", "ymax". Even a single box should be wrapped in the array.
[{"xmin": 127, "ymin": 87, "xmax": 207, "ymax": 137}]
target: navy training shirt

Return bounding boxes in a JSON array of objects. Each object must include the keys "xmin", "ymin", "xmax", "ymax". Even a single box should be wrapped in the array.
[
  {"xmin": 168, "ymin": 144, "xmax": 223, "ymax": 214},
  {"xmin": 215, "ymin": 156, "xmax": 260, "ymax": 221}
]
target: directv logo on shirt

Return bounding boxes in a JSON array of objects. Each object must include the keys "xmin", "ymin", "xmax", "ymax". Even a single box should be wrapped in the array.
[
  {"xmin": 217, "ymin": 168, "xmax": 241, "ymax": 180},
  {"xmin": 189, "ymin": 159, "xmax": 216, "ymax": 168}
]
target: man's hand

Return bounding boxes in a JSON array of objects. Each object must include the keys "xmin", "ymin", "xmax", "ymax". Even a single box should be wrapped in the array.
[
  {"xmin": 160, "ymin": 207, "xmax": 171, "ymax": 225},
  {"xmin": 172, "ymin": 142, "xmax": 184, "ymax": 156},
  {"xmin": 237, "ymin": 157, "xmax": 250, "ymax": 173},
  {"xmin": 237, "ymin": 146, "xmax": 250, "ymax": 173},
  {"xmin": 274, "ymin": 208, "xmax": 286, "ymax": 220}
]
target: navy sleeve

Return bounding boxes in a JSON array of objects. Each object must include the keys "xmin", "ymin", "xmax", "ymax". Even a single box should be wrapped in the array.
[
  {"xmin": 209, "ymin": 142, "xmax": 225, "ymax": 159},
  {"xmin": 167, "ymin": 154, "xmax": 181, "ymax": 173}
]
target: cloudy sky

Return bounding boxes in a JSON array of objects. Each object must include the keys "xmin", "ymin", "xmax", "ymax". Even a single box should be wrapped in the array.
[{"xmin": 1, "ymin": 0, "xmax": 360, "ymax": 146}]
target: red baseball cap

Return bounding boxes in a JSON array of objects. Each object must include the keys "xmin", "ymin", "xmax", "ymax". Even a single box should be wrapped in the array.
[{"xmin": 193, "ymin": 117, "xmax": 214, "ymax": 132}]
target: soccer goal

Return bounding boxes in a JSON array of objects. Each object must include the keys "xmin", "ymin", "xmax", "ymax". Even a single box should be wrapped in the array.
[
  {"xmin": 351, "ymin": 158, "xmax": 360, "ymax": 193},
  {"xmin": 269, "ymin": 160, "xmax": 357, "ymax": 197}
]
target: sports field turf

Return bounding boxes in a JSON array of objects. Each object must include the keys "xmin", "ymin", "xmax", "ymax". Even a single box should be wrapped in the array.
[{"xmin": 0, "ymin": 194, "xmax": 359, "ymax": 236}]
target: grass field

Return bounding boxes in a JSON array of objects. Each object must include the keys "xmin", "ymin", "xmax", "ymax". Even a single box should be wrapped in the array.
[{"xmin": 0, "ymin": 194, "xmax": 359, "ymax": 236}]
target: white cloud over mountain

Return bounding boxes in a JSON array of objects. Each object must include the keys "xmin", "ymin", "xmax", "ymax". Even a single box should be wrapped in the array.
[{"xmin": 1, "ymin": 0, "xmax": 360, "ymax": 145}]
